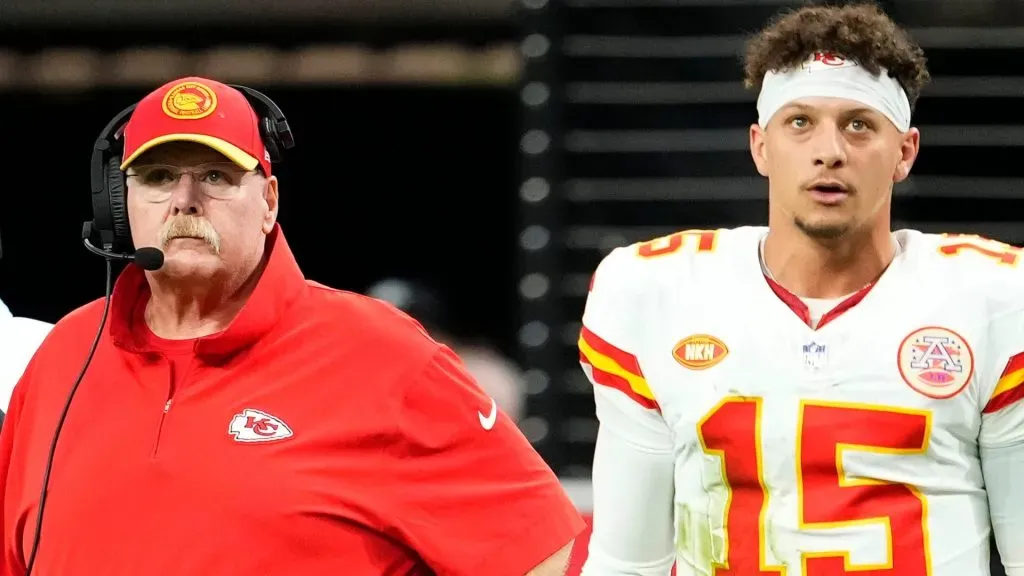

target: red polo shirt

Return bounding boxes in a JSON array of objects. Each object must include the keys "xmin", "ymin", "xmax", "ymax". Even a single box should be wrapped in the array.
[{"xmin": 0, "ymin": 226, "xmax": 584, "ymax": 575}]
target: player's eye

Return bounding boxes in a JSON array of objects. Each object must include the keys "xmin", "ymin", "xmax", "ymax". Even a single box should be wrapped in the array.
[
  {"xmin": 848, "ymin": 118, "xmax": 872, "ymax": 132},
  {"xmin": 789, "ymin": 115, "xmax": 810, "ymax": 129}
]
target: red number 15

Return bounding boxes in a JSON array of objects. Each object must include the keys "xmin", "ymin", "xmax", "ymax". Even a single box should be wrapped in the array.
[{"xmin": 697, "ymin": 398, "xmax": 932, "ymax": 575}]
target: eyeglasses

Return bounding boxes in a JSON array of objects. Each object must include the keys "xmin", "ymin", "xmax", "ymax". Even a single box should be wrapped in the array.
[{"xmin": 125, "ymin": 162, "xmax": 255, "ymax": 202}]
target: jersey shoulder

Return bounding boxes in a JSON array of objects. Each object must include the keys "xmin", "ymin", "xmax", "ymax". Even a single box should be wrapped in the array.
[
  {"xmin": 899, "ymin": 230, "xmax": 1024, "ymax": 314},
  {"xmin": 589, "ymin": 226, "xmax": 764, "ymax": 297},
  {"xmin": 0, "ymin": 316, "xmax": 52, "ymax": 348}
]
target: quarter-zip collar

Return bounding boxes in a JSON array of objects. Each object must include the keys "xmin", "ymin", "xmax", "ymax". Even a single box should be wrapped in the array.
[{"xmin": 108, "ymin": 224, "xmax": 306, "ymax": 362}]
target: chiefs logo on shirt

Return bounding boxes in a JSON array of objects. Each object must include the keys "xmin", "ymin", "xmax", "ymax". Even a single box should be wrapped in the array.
[{"xmin": 228, "ymin": 408, "xmax": 294, "ymax": 443}]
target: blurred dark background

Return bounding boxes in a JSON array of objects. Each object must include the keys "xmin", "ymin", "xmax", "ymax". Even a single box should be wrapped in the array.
[{"xmin": 0, "ymin": 4, "xmax": 1019, "ymax": 571}]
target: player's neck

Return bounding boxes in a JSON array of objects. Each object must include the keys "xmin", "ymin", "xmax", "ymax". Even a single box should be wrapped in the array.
[{"xmin": 762, "ymin": 225, "xmax": 895, "ymax": 299}]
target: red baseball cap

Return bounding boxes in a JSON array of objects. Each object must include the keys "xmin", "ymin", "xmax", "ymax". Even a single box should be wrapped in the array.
[{"xmin": 120, "ymin": 76, "xmax": 271, "ymax": 175}]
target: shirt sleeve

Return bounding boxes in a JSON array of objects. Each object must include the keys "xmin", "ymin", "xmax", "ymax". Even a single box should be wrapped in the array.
[
  {"xmin": 377, "ymin": 346, "xmax": 584, "ymax": 576},
  {"xmin": 578, "ymin": 247, "xmax": 677, "ymax": 575},
  {"xmin": 981, "ymin": 443, "xmax": 1024, "ymax": 576},
  {"xmin": 979, "ymin": 305, "xmax": 1024, "ymax": 575}
]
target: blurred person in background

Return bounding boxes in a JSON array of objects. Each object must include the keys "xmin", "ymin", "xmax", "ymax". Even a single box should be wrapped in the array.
[
  {"xmin": 0, "ymin": 76, "xmax": 582, "ymax": 576},
  {"xmin": 578, "ymin": 4, "xmax": 1022, "ymax": 576},
  {"xmin": 0, "ymin": 298, "xmax": 50, "ymax": 416},
  {"xmin": 367, "ymin": 277, "xmax": 527, "ymax": 422}
]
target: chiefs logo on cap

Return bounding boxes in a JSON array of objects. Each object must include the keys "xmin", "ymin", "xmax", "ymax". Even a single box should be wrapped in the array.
[{"xmin": 161, "ymin": 81, "xmax": 218, "ymax": 120}]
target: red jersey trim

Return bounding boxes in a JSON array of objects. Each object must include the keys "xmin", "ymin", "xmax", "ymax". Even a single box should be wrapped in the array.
[
  {"xmin": 984, "ymin": 351, "xmax": 1024, "ymax": 414},
  {"xmin": 763, "ymin": 276, "xmax": 876, "ymax": 330},
  {"xmin": 578, "ymin": 326, "xmax": 659, "ymax": 411}
]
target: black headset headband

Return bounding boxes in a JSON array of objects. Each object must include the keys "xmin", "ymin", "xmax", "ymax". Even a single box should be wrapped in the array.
[{"xmin": 85, "ymin": 84, "xmax": 295, "ymax": 255}]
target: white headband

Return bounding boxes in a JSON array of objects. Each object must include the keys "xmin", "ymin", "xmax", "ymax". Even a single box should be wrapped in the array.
[{"xmin": 756, "ymin": 52, "xmax": 911, "ymax": 132}]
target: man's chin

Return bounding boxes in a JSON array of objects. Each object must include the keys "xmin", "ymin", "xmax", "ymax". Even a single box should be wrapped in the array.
[
  {"xmin": 155, "ymin": 253, "xmax": 222, "ymax": 279},
  {"xmin": 794, "ymin": 216, "xmax": 852, "ymax": 241}
]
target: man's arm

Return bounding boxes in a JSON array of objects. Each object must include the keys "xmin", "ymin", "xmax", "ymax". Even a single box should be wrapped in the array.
[
  {"xmin": 980, "ymin": 307, "xmax": 1024, "ymax": 576},
  {"xmin": 980, "ymin": 443, "xmax": 1024, "ymax": 576},
  {"xmin": 371, "ymin": 345, "xmax": 584, "ymax": 576},
  {"xmin": 578, "ymin": 247, "xmax": 676, "ymax": 576},
  {"xmin": 527, "ymin": 541, "xmax": 574, "ymax": 575}
]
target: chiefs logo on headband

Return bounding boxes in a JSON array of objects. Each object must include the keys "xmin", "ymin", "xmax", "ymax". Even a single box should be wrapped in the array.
[
  {"xmin": 802, "ymin": 51, "xmax": 858, "ymax": 73},
  {"xmin": 161, "ymin": 81, "xmax": 218, "ymax": 120}
]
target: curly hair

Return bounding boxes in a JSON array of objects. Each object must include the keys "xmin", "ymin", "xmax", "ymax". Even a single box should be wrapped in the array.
[{"xmin": 743, "ymin": 3, "xmax": 931, "ymax": 110}]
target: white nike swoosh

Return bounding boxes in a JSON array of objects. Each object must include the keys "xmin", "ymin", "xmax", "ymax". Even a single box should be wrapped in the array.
[{"xmin": 478, "ymin": 398, "xmax": 498, "ymax": 431}]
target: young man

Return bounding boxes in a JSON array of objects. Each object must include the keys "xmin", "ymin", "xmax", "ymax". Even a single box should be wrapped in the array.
[
  {"xmin": 578, "ymin": 4, "xmax": 1022, "ymax": 575},
  {"xmin": 0, "ymin": 77, "xmax": 583, "ymax": 575}
]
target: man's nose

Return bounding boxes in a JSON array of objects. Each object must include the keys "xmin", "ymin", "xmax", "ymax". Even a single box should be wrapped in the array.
[
  {"xmin": 168, "ymin": 174, "xmax": 202, "ymax": 216},
  {"xmin": 811, "ymin": 126, "xmax": 847, "ymax": 168}
]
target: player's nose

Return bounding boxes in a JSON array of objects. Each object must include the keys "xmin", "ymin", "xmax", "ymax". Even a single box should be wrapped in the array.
[{"xmin": 810, "ymin": 126, "xmax": 847, "ymax": 168}]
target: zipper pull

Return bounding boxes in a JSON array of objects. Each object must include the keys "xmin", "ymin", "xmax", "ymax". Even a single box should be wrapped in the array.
[{"xmin": 164, "ymin": 400, "xmax": 173, "ymax": 413}]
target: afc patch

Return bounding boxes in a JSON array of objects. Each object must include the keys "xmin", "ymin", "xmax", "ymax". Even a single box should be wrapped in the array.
[{"xmin": 897, "ymin": 326, "xmax": 974, "ymax": 399}]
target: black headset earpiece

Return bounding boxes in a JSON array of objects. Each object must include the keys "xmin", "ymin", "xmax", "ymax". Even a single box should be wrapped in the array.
[
  {"xmin": 228, "ymin": 84, "xmax": 296, "ymax": 165},
  {"xmin": 87, "ymin": 103, "xmax": 138, "ymax": 254},
  {"xmin": 85, "ymin": 85, "xmax": 294, "ymax": 257}
]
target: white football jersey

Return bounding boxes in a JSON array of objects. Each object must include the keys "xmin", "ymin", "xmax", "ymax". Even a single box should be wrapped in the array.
[
  {"xmin": 0, "ymin": 298, "xmax": 51, "ymax": 412},
  {"xmin": 579, "ymin": 227, "xmax": 1024, "ymax": 576}
]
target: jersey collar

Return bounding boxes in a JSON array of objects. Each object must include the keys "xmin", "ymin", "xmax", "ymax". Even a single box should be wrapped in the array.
[
  {"xmin": 109, "ymin": 223, "xmax": 306, "ymax": 360},
  {"xmin": 763, "ymin": 275, "xmax": 876, "ymax": 330}
]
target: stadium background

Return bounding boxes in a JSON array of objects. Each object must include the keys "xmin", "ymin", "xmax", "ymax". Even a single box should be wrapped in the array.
[{"xmin": 0, "ymin": 0, "xmax": 1018, "ymax": 573}]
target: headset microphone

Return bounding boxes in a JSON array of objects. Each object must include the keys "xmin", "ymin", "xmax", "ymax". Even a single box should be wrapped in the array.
[{"xmin": 82, "ymin": 239, "xmax": 164, "ymax": 271}]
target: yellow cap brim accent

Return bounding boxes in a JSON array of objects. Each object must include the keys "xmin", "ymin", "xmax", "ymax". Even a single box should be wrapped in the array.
[{"xmin": 120, "ymin": 133, "xmax": 260, "ymax": 171}]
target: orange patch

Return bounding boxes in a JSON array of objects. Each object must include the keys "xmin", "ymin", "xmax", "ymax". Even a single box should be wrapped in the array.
[
  {"xmin": 162, "ymin": 81, "xmax": 218, "ymax": 120},
  {"xmin": 673, "ymin": 334, "xmax": 729, "ymax": 370}
]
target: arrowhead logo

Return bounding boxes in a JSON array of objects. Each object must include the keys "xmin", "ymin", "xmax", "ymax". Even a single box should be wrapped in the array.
[{"xmin": 228, "ymin": 409, "xmax": 293, "ymax": 443}]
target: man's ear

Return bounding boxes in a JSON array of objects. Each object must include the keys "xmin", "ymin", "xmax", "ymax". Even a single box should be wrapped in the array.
[
  {"xmin": 750, "ymin": 123, "xmax": 769, "ymax": 178},
  {"xmin": 262, "ymin": 176, "xmax": 279, "ymax": 234}
]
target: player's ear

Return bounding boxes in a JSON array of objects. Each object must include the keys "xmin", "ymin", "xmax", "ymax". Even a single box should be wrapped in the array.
[
  {"xmin": 750, "ymin": 123, "xmax": 769, "ymax": 177},
  {"xmin": 892, "ymin": 127, "xmax": 921, "ymax": 184}
]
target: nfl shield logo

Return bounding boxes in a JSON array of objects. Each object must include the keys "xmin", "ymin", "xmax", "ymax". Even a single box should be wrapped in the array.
[{"xmin": 802, "ymin": 341, "xmax": 828, "ymax": 370}]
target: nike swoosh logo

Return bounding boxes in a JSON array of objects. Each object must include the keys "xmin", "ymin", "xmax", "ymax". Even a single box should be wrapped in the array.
[{"xmin": 478, "ymin": 398, "xmax": 497, "ymax": 431}]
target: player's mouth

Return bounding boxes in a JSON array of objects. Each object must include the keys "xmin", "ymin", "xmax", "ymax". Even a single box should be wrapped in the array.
[{"xmin": 806, "ymin": 180, "xmax": 850, "ymax": 205}]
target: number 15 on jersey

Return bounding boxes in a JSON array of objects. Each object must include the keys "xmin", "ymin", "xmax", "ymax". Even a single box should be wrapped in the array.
[{"xmin": 693, "ymin": 397, "xmax": 932, "ymax": 575}]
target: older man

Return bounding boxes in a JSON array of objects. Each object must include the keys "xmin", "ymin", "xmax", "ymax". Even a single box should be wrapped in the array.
[{"xmin": 0, "ymin": 77, "xmax": 583, "ymax": 576}]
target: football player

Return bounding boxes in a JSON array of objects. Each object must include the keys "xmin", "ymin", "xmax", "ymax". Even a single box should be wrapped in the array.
[{"xmin": 578, "ymin": 3, "xmax": 1023, "ymax": 575}]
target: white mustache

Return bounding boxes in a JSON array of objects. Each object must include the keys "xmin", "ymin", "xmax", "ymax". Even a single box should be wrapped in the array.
[{"xmin": 159, "ymin": 217, "xmax": 221, "ymax": 254}]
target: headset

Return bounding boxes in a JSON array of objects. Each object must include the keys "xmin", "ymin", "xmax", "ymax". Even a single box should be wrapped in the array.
[
  {"xmin": 24, "ymin": 84, "xmax": 295, "ymax": 576},
  {"xmin": 84, "ymin": 84, "xmax": 296, "ymax": 258}
]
